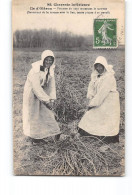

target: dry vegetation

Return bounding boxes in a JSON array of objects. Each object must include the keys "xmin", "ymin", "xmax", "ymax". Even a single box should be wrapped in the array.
[{"xmin": 13, "ymin": 48, "xmax": 125, "ymax": 176}]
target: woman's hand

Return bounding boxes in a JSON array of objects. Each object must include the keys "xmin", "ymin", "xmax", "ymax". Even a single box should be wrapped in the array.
[
  {"xmin": 50, "ymin": 99, "xmax": 55, "ymax": 103},
  {"xmin": 87, "ymin": 106, "xmax": 94, "ymax": 111},
  {"xmin": 86, "ymin": 98, "xmax": 94, "ymax": 111},
  {"xmin": 86, "ymin": 98, "xmax": 90, "ymax": 110},
  {"xmin": 44, "ymin": 99, "xmax": 54, "ymax": 110}
]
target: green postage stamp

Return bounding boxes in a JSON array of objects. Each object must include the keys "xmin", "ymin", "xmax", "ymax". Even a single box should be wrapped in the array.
[{"xmin": 94, "ymin": 19, "xmax": 117, "ymax": 48}]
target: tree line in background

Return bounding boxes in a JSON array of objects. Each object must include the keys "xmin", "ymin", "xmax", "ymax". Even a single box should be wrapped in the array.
[{"xmin": 13, "ymin": 29, "xmax": 93, "ymax": 50}]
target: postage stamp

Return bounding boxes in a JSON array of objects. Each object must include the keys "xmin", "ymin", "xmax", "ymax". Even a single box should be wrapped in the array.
[{"xmin": 94, "ymin": 19, "xmax": 117, "ymax": 48}]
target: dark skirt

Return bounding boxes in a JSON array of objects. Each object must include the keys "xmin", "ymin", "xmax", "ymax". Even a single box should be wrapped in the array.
[{"xmin": 78, "ymin": 128, "xmax": 119, "ymax": 144}]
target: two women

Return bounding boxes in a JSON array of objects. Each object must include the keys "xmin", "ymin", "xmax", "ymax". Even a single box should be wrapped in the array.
[{"xmin": 23, "ymin": 52, "xmax": 120, "ymax": 144}]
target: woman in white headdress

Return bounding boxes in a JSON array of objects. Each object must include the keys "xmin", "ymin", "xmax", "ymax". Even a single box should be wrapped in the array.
[
  {"xmin": 23, "ymin": 50, "xmax": 61, "ymax": 140},
  {"xmin": 78, "ymin": 56, "xmax": 120, "ymax": 143}
]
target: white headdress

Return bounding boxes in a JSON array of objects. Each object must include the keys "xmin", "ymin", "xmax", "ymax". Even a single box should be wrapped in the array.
[
  {"xmin": 91, "ymin": 56, "xmax": 115, "ymax": 81},
  {"xmin": 32, "ymin": 50, "xmax": 55, "ymax": 76}
]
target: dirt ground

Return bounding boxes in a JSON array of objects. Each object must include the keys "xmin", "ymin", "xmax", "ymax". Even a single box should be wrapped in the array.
[{"xmin": 13, "ymin": 48, "xmax": 125, "ymax": 176}]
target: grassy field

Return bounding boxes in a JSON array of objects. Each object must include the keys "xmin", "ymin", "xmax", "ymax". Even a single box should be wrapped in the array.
[{"xmin": 13, "ymin": 48, "xmax": 125, "ymax": 176}]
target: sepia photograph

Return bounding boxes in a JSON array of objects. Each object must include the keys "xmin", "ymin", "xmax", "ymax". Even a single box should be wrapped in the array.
[{"xmin": 12, "ymin": 0, "xmax": 125, "ymax": 176}]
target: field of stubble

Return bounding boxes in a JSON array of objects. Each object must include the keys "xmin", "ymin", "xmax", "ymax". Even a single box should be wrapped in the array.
[{"xmin": 13, "ymin": 48, "xmax": 125, "ymax": 176}]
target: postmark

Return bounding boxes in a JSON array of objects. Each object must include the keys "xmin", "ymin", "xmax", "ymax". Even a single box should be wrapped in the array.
[{"xmin": 94, "ymin": 19, "xmax": 117, "ymax": 49}]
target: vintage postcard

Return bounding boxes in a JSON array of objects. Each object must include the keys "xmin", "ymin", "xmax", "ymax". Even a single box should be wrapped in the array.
[{"xmin": 12, "ymin": 0, "xmax": 125, "ymax": 176}]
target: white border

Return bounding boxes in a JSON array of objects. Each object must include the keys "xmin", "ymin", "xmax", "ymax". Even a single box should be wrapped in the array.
[{"xmin": 0, "ymin": 0, "xmax": 132, "ymax": 195}]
